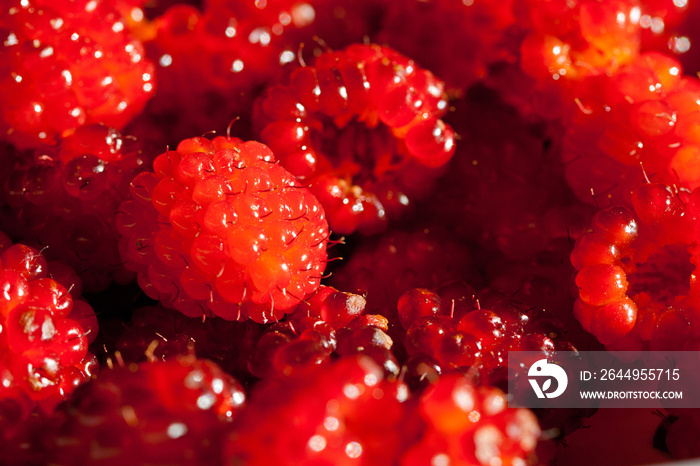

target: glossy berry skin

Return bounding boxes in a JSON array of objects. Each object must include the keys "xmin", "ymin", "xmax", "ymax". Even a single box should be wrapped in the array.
[
  {"xmin": 571, "ymin": 184, "xmax": 700, "ymax": 349},
  {"xmin": 0, "ymin": 235, "xmax": 98, "ymax": 413},
  {"xmin": 0, "ymin": 124, "xmax": 146, "ymax": 292},
  {"xmin": 0, "ymin": 0, "xmax": 155, "ymax": 148},
  {"xmin": 45, "ymin": 355, "xmax": 246, "ymax": 465},
  {"xmin": 486, "ymin": 0, "xmax": 642, "ymax": 120},
  {"xmin": 227, "ymin": 355, "xmax": 412, "ymax": 465},
  {"xmin": 247, "ymin": 288, "xmax": 398, "ymax": 380},
  {"xmin": 127, "ymin": 0, "xmax": 378, "ymax": 152},
  {"xmin": 117, "ymin": 136, "xmax": 329, "ymax": 323},
  {"xmin": 562, "ymin": 53, "xmax": 700, "ymax": 204},
  {"xmin": 399, "ymin": 284, "xmax": 575, "ymax": 378},
  {"xmin": 254, "ymin": 43, "xmax": 456, "ymax": 235},
  {"xmin": 401, "ymin": 374, "xmax": 540, "ymax": 466}
]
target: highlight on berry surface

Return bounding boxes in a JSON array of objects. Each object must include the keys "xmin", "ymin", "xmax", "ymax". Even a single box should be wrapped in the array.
[
  {"xmin": 253, "ymin": 43, "xmax": 456, "ymax": 235},
  {"xmin": 0, "ymin": 124, "xmax": 146, "ymax": 292},
  {"xmin": 571, "ymin": 183, "xmax": 699, "ymax": 350},
  {"xmin": 0, "ymin": 0, "xmax": 156, "ymax": 148},
  {"xmin": 0, "ymin": 233, "xmax": 98, "ymax": 413},
  {"xmin": 45, "ymin": 355, "xmax": 246, "ymax": 465},
  {"xmin": 117, "ymin": 135, "xmax": 330, "ymax": 324}
]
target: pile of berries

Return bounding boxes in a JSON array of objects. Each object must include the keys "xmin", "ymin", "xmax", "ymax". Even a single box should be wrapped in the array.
[{"xmin": 1, "ymin": 0, "xmax": 699, "ymax": 464}]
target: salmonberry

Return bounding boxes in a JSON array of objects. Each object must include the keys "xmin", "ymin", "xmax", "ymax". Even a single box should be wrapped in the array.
[
  {"xmin": 127, "ymin": 0, "xmax": 378, "ymax": 151},
  {"xmin": 401, "ymin": 373, "xmax": 541, "ymax": 466},
  {"xmin": 253, "ymin": 43, "xmax": 456, "ymax": 234},
  {"xmin": 571, "ymin": 183, "xmax": 699, "ymax": 349},
  {"xmin": 485, "ymin": 0, "xmax": 642, "ymax": 120},
  {"xmin": 45, "ymin": 355, "xmax": 246, "ymax": 465},
  {"xmin": 562, "ymin": 52, "xmax": 700, "ymax": 205},
  {"xmin": 227, "ymin": 355, "xmax": 412, "ymax": 465},
  {"xmin": 244, "ymin": 285, "xmax": 396, "ymax": 379},
  {"xmin": 399, "ymin": 284, "xmax": 575, "ymax": 379},
  {"xmin": 0, "ymin": 235, "xmax": 98, "ymax": 412},
  {"xmin": 0, "ymin": 0, "xmax": 155, "ymax": 148},
  {"xmin": 1, "ymin": 124, "xmax": 146, "ymax": 292},
  {"xmin": 117, "ymin": 135, "xmax": 329, "ymax": 323}
]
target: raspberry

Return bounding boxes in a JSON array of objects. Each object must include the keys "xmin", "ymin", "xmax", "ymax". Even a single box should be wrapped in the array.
[
  {"xmin": 247, "ymin": 288, "xmax": 397, "ymax": 380},
  {"xmin": 0, "ymin": 124, "xmax": 146, "ymax": 292},
  {"xmin": 253, "ymin": 43, "xmax": 456, "ymax": 234},
  {"xmin": 485, "ymin": 0, "xmax": 642, "ymax": 120},
  {"xmin": 562, "ymin": 52, "xmax": 700, "ymax": 205},
  {"xmin": 0, "ymin": 236, "xmax": 98, "ymax": 412},
  {"xmin": 399, "ymin": 284, "xmax": 576, "ymax": 379},
  {"xmin": 128, "ymin": 0, "xmax": 379, "ymax": 151},
  {"xmin": 227, "ymin": 355, "xmax": 413, "ymax": 465},
  {"xmin": 571, "ymin": 182, "xmax": 699, "ymax": 349},
  {"xmin": 401, "ymin": 374, "xmax": 540, "ymax": 466},
  {"xmin": 247, "ymin": 317, "xmax": 337, "ymax": 379},
  {"xmin": 0, "ymin": 0, "xmax": 155, "ymax": 148},
  {"xmin": 117, "ymin": 135, "xmax": 329, "ymax": 323},
  {"xmin": 45, "ymin": 355, "xmax": 246, "ymax": 465}
]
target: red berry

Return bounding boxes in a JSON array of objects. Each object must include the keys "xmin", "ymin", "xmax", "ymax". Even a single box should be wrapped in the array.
[
  {"xmin": 118, "ymin": 136, "xmax": 329, "ymax": 323},
  {"xmin": 227, "ymin": 355, "xmax": 411, "ymax": 465},
  {"xmin": 0, "ymin": 0, "xmax": 155, "ymax": 148},
  {"xmin": 1, "ymin": 124, "xmax": 146, "ymax": 291},
  {"xmin": 254, "ymin": 43, "xmax": 456, "ymax": 234},
  {"xmin": 400, "ymin": 285, "xmax": 576, "ymax": 380},
  {"xmin": 46, "ymin": 355, "xmax": 246, "ymax": 465},
  {"xmin": 402, "ymin": 374, "xmax": 540, "ymax": 466},
  {"xmin": 561, "ymin": 53, "xmax": 700, "ymax": 204},
  {"xmin": 0, "ymin": 237, "xmax": 97, "ymax": 411},
  {"xmin": 571, "ymin": 184, "xmax": 700, "ymax": 349}
]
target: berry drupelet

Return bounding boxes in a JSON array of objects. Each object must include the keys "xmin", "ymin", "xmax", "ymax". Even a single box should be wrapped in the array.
[
  {"xmin": 563, "ymin": 52, "xmax": 700, "ymax": 205},
  {"xmin": 247, "ymin": 285, "xmax": 399, "ymax": 380},
  {"xmin": 398, "ymin": 283, "xmax": 576, "ymax": 382},
  {"xmin": 401, "ymin": 373, "xmax": 541, "ymax": 466}
]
